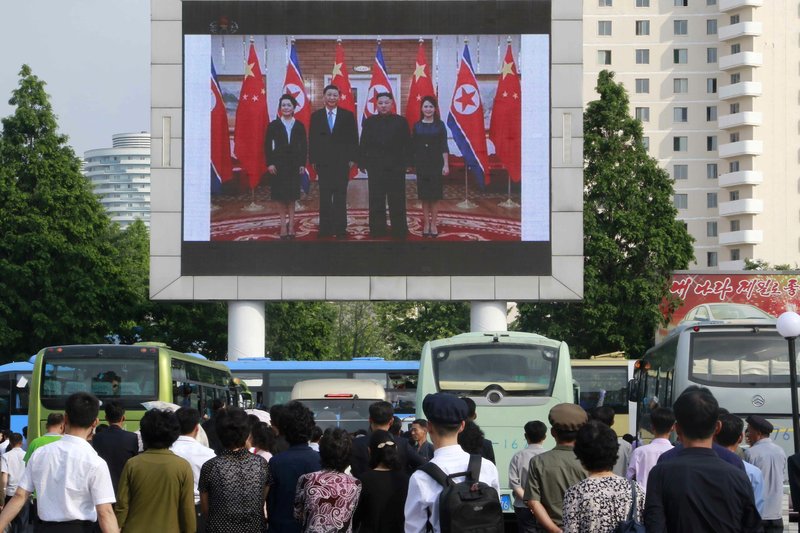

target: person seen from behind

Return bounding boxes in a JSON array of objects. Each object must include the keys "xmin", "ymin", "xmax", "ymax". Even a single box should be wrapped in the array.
[
  {"xmin": 562, "ymin": 420, "xmax": 645, "ymax": 533},
  {"xmin": 24, "ymin": 412, "xmax": 64, "ymax": 463},
  {"xmin": 349, "ymin": 401, "xmax": 424, "ymax": 479},
  {"xmin": 170, "ymin": 407, "xmax": 216, "ymax": 532},
  {"xmin": 201, "ymin": 398, "xmax": 225, "ymax": 455},
  {"xmin": 250, "ymin": 421, "xmax": 276, "ymax": 462},
  {"xmin": 0, "ymin": 433, "xmax": 28, "ymax": 532},
  {"xmin": 353, "ymin": 429, "xmax": 409, "ymax": 533},
  {"xmin": 716, "ymin": 413, "xmax": 765, "ymax": 516},
  {"xmin": 589, "ymin": 405, "xmax": 632, "ymax": 477},
  {"xmin": 92, "ymin": 400, "xmax": 139, "ymax": 497},
  {"xmin": 508, "ymin": 420, "xmax": 547, "ymax": 533},
  {"xmin": 309, "ymin": 425, "xmax": 322, "ymax": 452},
  {"xmin": 294, "ymin": 428, "xmax": 362, "ymax": 532},
  {"xmin": 625, "ymin": 407, "xmax": 674, "ymax": 490},
  {"xmin": 462, "ymin": 397, "xmax": 496, "ymax": 464},
  {"xmin": 745, "ymin": 414, "xmax": 786, "ymax": 533}
]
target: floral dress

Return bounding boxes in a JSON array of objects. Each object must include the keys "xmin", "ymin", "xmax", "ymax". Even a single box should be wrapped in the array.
[
  {"xmin": 293, "ymin": 469, "xmax": 362, "ymax": 533},
  {"xmin": 561, "ymin": 475, "xmax": 645, "ymax": 533}
]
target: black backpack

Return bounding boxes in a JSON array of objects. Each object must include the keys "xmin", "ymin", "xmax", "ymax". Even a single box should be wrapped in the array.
[{"xmin": 419, "ymin": 454, "xmax": 504, "ymax": 533}]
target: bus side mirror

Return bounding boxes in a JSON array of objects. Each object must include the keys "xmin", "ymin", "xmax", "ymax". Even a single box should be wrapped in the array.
[
  {"xmin": 573, "ymin": 380, "xmax": 581, "ymax": 405},
  {"xmin": 627, "ymin": 379, "xmax": 639, "ymax": 403}
]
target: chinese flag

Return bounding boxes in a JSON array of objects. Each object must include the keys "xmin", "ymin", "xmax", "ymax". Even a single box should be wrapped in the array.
[
  {"xmin": 405, "ymin": 40, "xmax": 436, "ymax": 130},
  {"xmin": 362, "ymin": 42, "xmax": 396, "ymax": 123},
  {"xmin": 233, "ymin": 42, "xmax": 268, "ymax": 190},
  {"xmin": 488, "ymin": 43, "xmax": 521, "ymax": 183},
  {"xmin": 211, "ymin": 59, "xmax": 233, "ymax": 192},
  {"xmin": 331, "ymin": 40, "xmax": 355, "ymax": 114}
]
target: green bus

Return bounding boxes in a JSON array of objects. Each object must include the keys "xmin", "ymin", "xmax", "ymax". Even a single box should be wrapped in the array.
[
  {"xmin": 29, "ymin": 343, "xmax": 233, "ymax": 440},
  {"xmin": 416, "ymin": 331, "xmax": 575, "ymax": 513}
]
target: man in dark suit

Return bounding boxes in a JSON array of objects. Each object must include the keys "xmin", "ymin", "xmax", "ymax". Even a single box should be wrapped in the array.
[
  {"xmin": 350, "ymin": 401, "xmax": 426, "ymax": 479},
  {"xmin": 309, "ymin": 84, "xmax": 359, "ymax": 238},
  {"xmin": 359, "ymin": 92, "xmax": 411, "ymax": 239},
  {"xmin": 92, "ymin": 400, "xmax": 139, "ymax": 496}
]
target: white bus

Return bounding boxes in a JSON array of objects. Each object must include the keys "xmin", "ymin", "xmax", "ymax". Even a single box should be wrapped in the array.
[
  {"xmin": 291, "ymin": 378, "xmax": 385, "ymax": 433},
  {"xmin": 630, "ymin": 320, "xmax": 797, "ymax": 455}
]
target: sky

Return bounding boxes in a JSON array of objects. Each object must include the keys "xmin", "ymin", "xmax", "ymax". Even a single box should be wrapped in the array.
[{"xmin": 0, "ymin": 0, "xmax": 150, "ymax": 156}]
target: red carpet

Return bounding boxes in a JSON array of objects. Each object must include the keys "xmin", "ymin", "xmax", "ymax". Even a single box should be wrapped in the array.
[{"xmin": 211, "ymin": 209, "xmax": 520, "ymax": 242}]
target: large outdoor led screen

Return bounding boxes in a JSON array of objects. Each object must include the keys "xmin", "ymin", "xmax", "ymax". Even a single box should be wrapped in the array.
[{"xmin": 182, "ymin": 1, "xmax": 551, "ymax": 276}]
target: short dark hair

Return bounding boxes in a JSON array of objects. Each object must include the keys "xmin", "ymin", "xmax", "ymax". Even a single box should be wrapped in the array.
[
  {"xmin": 390, "ymin": 416, "xmax": 402, "ymax": 436},
  {"xmin": 457, "ymin": 421, "xmax": 485, "ymax": 454},
  {"xmin": 650, "ymin": 407, "xmax": 676, "ymax": 435},
  {"xmin": 250, "ymin": 422, "xmax": 276, "ymax": 453},
  {"xmin": 46, "ymin": 413, "xmax": 65, "ymax": 428},
  {"xmin": 281, "ymin": 401, "xmax": 316, "ymax": 446},
  {"xmin": 574, "ymin": 420, "xmax": 619, "ymax": 473},
  {"xmin": 716, "ymin": 413, "xmax": 745, "ymax": 447},
  {"xmin": 323, "ymin": 84, "xmax": 340, "ymax": 95},
  {"xmin": 412, "ymin": 419, "xmax": 428, "ymax": 429},
  {"xmin": 140, "ymin": 409, "xmax": 181, "ymax": 450},
  {"xmin": 279, "ymin": 94, "xmax": 298, "ymax": 108},
  {"xmin": 368, "ymin": 429, "xmax": 401, "ymax": 470},
  {"xmin": 673, "ymin": 386, "xmax": 719, "ymax": 440},
  {"xmin": 8, "ymin": 433, "xmax": 23, "ymax": 448},
  {"xmin": 269, "ymin": 404, "xmax": 287, "ymax": 433},
  {"xmin": 375, "ymin": 92, "xmax": 393, "ymax": 101},
  {"xmin": 462, "ymin": 397, "xmax": 477, "ymax": 419},
  {"xmin": 310, "ymin": 425, "xmax": 323, "ymax": 443},
  {"xmin": 210, "ymin": 398, "xmax": 225, "ymax": 413},
  {"xmin": 553, "ymin": 427, "xmax": 579, "ymax": 443},
  {"xmin": 104, "ymin": 401, "xmax": 125, "ymax": 424},
  {"xmin": 175, "ymin": 407, "xmax": 201, "ymax": 436},
  {"xmin": 429, "ymin": 420, "xmax": 461, "ymax": 437},
  {"xmin": 319, "ymin": 428, "xmax": 352, "ymax": 472},
  {"xmin": 215, "ymin": 407, "xmax": 251, "ymax": 450},
  {"xmin": 369, "ymin": 401, "xmax": 394, "ymax": 425},
  {"xmin": 590, "ymin": 406, "xmax": 616, "ymax": 427},
  {"xmin": 65, "ymin": 393, "xmax": 99, "ymax": 429},
  {"xmin": 524, "ymin": 421, "xmax": 547, "ymax": 443}
]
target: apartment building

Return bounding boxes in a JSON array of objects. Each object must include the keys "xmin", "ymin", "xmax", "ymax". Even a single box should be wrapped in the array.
[{"xmin": 584, "ymin": 0, "xmax": 800, "ymax": 269}]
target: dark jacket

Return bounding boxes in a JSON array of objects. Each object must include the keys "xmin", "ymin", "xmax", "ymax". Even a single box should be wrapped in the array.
[
  {"xmin": 359, "ymin": 113, "xmax": 410, "ymax": 171},
  {"xmin": 350, "ymin": 431, "xmax": 426, "ymax": 479},
  {"xmin": 264, "ymin": 118, "xmax": 307, "ymax": 175},
  {"xmin": 308, "ymin": 107, "xmax": 358, "ymax": 169},
  {"xmin": 92, "ymin": 425, "xmax": 139, "ymax": 495}
]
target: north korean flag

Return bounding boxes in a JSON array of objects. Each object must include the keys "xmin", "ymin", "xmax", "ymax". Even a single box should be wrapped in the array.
[
  {"xmin": 447, "ymin": 44, "xmax": 490, "ymax": 188},
  {"xmin": 362, "ymin": 42, "xmax": 396, "ymax": 124},
  {"xmin": 280, "ymin": 42, "xmax": 313, "ymax": 191},
  {"xmin": 211, "ymin": 58, "xmax": 233, "ymax": 194}
]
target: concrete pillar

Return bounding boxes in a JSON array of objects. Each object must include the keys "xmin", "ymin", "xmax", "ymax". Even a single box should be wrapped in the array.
[
  {"xmin": 227, "ymin": 301, "xmax": 265, "ymax": 361},
  {"xmin": 470, "ymin": 301, "xmax": 508, "ymax": 332}
]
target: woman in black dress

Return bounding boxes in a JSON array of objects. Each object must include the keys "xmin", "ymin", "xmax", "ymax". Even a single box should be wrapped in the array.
[
  {"xmin": 265, "ymin": 94, "xmax": 307, "ymax": 239},
  {"xmin": 411, "ymin": 96, "xmax": 449, "ymax": 238},
  {"xmin": 352, "ymin": 430, "xmax": 409, "ymax": 533}
]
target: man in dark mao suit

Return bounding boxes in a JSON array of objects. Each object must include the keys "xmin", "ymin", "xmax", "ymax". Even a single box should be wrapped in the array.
[{"xmin": 309, "ymin": 84, "xmax": 359, "ymax": 238}]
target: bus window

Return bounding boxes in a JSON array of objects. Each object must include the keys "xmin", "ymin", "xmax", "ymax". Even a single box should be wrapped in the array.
[
  {"xmin": 572, "ymin": 366, "xmax": 629, "ymax": 414},
  {"xmin": 690, "ymin": 331, "xmax": 793, "ymax": 386}
]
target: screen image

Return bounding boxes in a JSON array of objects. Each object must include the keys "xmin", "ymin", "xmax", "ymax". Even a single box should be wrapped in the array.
[{"xmin": 181, "ymin": 1, "xmax": 552, "ymax": 277}]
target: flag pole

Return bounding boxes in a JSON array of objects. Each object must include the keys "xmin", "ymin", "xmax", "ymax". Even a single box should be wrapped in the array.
[
  {"xmin": 498, "ymin": 176, "xmax": 519, "ymax": 208},
  {"xmin": 456, "ymin": 164, "xmax": 477, "ymax": 209}
]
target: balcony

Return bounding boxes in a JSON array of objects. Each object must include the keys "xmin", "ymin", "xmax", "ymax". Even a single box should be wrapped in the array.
[
  {"xmin": 719, "ymin": 259, "xmax": 746, "ymax": 270},
  {"xmin": 719, "ymin": 52, "xmax": 763, "ymax": 71},
  {"xmin": 719, "ymin": 198, "xmax": 763, "ymax": 216},
  {"xmin": 718, "ymin": 111, "xmax": 763, "ymax": 129},
  {"xmin": 719, "ymin": 81, "xmax": 762, "ymax": 100},
  {"xmin": 719, "ymin": 0, "xmax": 763, "ymax": 12},
  {"xmin": 719, "ymin": 170, "xmax": 763, "ymax": 187},
  {"xmin": 718, "ymin": 21, "xmax": 763, "ymax": 41},
  {"xmin": 719, "ymin": 230, "xmax": 763, "ymax": 245},
  {"xmin": 719, "ymin": 140, "xmax": 763, "ymax": 158}
]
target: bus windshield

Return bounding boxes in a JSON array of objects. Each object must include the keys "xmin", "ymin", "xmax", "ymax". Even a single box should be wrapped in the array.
[
  {"xmin": 41, "ymin": 353, "xmax": 158, "ymax": 409},
  {"xmin": 690, "ymin": 330, "xmax": 797, "ymax": 386},
  {"xmin": 573, "ymin": 366, "xmax": 629, "ymax": 414},
  {"xmin": 300, "ymin": 399, "xmax": 374, "ymax": 433},
  {"xmin": 433, "ymin": 343, "xmax": 558, "ymax": 395}
]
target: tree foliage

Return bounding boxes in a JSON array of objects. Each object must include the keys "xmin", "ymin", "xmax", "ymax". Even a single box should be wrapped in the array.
[
  {"xmin": 516, "ymin": 70, "xmax": 694, "ymax": 358},
  {"xmin": 265, "ymin": 302, "xmax": 337, "ymax": 359},
  {"xmin": 378, "ymin": 302, "xmax": 469, "ymax": 359}
]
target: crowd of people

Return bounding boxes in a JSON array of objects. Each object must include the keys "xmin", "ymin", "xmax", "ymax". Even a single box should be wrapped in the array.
[
  {"xmin": 266, "ymin": 85, "xmax": 450, "ymax": 240},
  {"xmin": 0, "ymin": 385, "xmax": 787, "ymax": 532}
]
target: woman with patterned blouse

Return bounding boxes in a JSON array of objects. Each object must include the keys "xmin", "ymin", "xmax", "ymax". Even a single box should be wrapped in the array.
[
  {"xmin": 199, "ymin": 408, "xmax": 270, "ymax": 533},
  {"xmin": 294, "ymin": 428, "xmax": 361, "ymax": 533},
  {"xmin": 562, "ymin": 421, "xmax": 645, "ymax": 533}
]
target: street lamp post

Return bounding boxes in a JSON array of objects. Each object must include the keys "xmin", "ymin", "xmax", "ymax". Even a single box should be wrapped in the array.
[{"xmin": 777, "ymin": 311, "xmax": 800, "ymax": 455}]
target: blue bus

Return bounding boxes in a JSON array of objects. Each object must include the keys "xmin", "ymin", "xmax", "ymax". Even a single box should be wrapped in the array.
[
  {"xmin": 223, "ymin": 357, "xmax": 419, "ymax": 418},
  {"xmin": 0, "ymin": 361, "xmax": 34, "ymax": 436}
]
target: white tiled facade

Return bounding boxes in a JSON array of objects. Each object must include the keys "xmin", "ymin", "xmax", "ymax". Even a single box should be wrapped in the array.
[
  {"xmin": 584, "ymin": 0, "xmax": 800, "ymax": 270},
  {"xmin": 84, "ymin": 132, "xmax": 151, "ymax": 228}
]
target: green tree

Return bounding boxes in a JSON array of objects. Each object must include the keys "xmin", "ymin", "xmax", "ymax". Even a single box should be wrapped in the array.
[
  {"xmin": 332, "ymin": 302, "xmax": 391, "ymax": 358},
  {"xmin": 378, "ymin": 302, "xmax": 469, "ymax": 359},
  {"xmin": 265, "ymin": 302, "xmax": 337, "ymax": 359},
  {"xmin": 744, "ymin": 259, "xmax": 794, "ymax": 271},
  {"xmin": 0, "ymin": 66, "xmax": 139, "ymax": 359},
  {"xmin": 516, "ymin": 70, "xmax": 694, "ymax": 358}
]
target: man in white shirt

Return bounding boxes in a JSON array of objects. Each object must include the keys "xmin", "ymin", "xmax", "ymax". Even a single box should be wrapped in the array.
[
  {"xmin": 508, "ymin": 420, "xmax": 548, "ymax": 532},
  {"xmin": 404, "ymin": 393, "xmax": 500, "ymax": 533},
  {"xmin": 0, "ymin": 432, "xmax": 28, "ymax": 530},
  {"xmin": 745, "ymin": 415, "xmax": 787, "ymax": 533},
  {"xmin": 626, "ymin": 406, "xmax": 674, "ymax": 490},
  {"xmin": 171, "ymin": 407, "xmax": 216, "ymax": 532},
  {"xmin": 0, "ymin": 392, "xmax": 118, "ymax": 533},
  {"xmin": 716, "ymin": 413, "xmax": 765, "ymax": 516}
]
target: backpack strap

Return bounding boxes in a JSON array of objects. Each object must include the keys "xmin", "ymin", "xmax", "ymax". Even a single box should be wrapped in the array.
[
  {"xmin": 627, "ymin": 480, "xmax": 638, "ymax": 521},
  {"xmin": 420, "ymin": 460, "xmax": 453, "ymax": 488},
  {"xmin": 467, "ymin": 454, "xmax": 482, "ymax": 484}
]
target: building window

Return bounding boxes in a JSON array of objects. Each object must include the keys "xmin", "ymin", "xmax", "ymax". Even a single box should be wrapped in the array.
[
  {"xmin": 707, "ymin": 136, "xmax": 717, "ymax": 151},
  {"xmin": 635, "ymin": 78, "xmax": 650, "ymax": 93},
  {"xmin": 730, "ymin": 132, "xmax": 740, "ymax": 142},
  {"xmin": 730, "ymin": 14, "xmax": 740, "ymax": 24},
  {"xmin": 636, "ymin": 49, "xmax": 650, "ymax": 64},
  {"xmin": 674, "ymin": 194, "xmax": 688, "ymax": 209},
  {"xmin": 730, "ymin": 220, "xmax": 741, "ymax": 232},
  {"xmin": 674, "ymin": 49, "xmax": 688, "ymax": 64},
  {"xmin": 731, "ymin": 249, "xmax": 741, "ymax": 261},
  {"xmin": 642, "ymin": 137, "xmax": 650, "ymax": 150},
  {"xmin": 707, "ymin": 222, "xmax": 718, "ymax": 237},
  {"xmin": 706, "ymin": 106, "xmax": 717, "ymax": 121},
  {"xmin": 708, "ymin": 252, "xmax": 718, "ymax": 267},
  {"xmin": 674, "ymin": 164, "xmax": 689, "ymax": 180},
  {"xmin": 731, "ymin": 43, "xmax": 741, "ymax": 54},
  {"xmin": 598, "ymin": 21, "xmax": 613, "ymax": 35},
  {"xmin": 599, "ymin": 0, "xmax": 612, "ymax": 5},
  {"xmin": 730, "ymin": 190, "xmax": 740, "ymax": 201},
  {"xmin": 707, "ymin": 78, "xmax": 717, "ymax": 93},
  {"xmin": 674, "ymin": 0, "xmax": 688, "ymax": 5},
  {"xmin": 707, "ymin": 19, "xmax": 718, "ymax": 34},
  {"xmin": 730, "ymin": 73, "xmax": 741, "ymax": 84},
  {"xmin": 730, "ymin": 102, "xmax": 740, "ymax": 114},
  {"xmin": 708, "ymin": 0, "xmax": 717, "ymax": 4},
  {"xmin": 707, "ymin": 48, "xmax": 717, "ymax": 63},
  {"xmin": 707, "ymin": 192, "xmax": 718, "ymax": 208},
  {"xmin": 598, "ymin": 50, "xmax": 612, "ymax": 65},
  {"xmin": 674, "ymin": 107, "xmax": 688, "ymax": 122},
  {"xmin": 729, "ymin": 161, "xmax": 740, "ymax": 172},
  {"xmin": 674, "ymin": 20, "xmax": 688, "ymax": 35},
  {"xmin": 637, "ymin": 0, "xmax": 650, "ymax": 6},
  {"xmin": 707, "ymin": 163, "xmax": 718, "ymax": 179},
  {"xmin": 673, "ymin": 78, "xmax": 689, "ymax": 93},
  {"xmin": 635, "ymin": 107, "xmax": 650, "ymax": 122},
  {"xmin": 635, "ymin": 20, "xmax": 650, "ymax": 35},
  {"xmin": 674, "ymin": 136, "xmax": 688, "ymax": 152}
]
